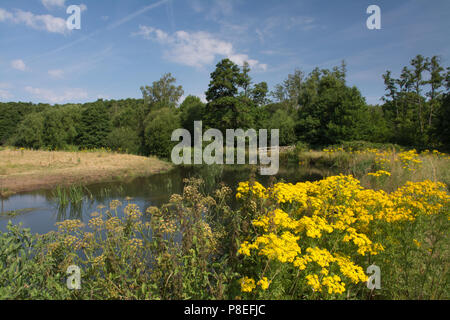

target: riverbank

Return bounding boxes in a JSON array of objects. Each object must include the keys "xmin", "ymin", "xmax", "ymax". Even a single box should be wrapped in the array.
[
  {"xmin": 0, "ymin": 148, "xmax": 172, "ymax": 196},
  {"xmin": 295, "ymin": 147, "xmax": 450, "ymax": 192}
]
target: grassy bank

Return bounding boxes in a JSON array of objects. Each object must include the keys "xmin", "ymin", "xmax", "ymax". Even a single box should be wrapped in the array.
[
  {"xmin": 292, "ymin": 147, "xmax": 450, "ymax": 192},
  {"xmin": 0, "ymin": 147, "xmax": 172, "ymax": 196}
]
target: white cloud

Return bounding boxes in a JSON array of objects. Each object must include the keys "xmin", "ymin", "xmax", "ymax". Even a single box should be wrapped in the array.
[
  {"xmin": 0, "ymin": 8, "xmax": 67, "ymax": 34},
  {"xmin": 48, "ymin": 69, "xmax": 64, "ymax": 78},
  {"xmin": 41, "ymin": 1, "xmax": 87, "ymax": 12},
  {"xmin": 41, "ymin": 0, "xmax": 66, "ymax": 9},
  {"xmin": 0, "ymin": 8, "xmax": 13, "ymax": 21},
  {"xmin": 11, "ymin": 59, "xmax": 27, "ymax": 71},
  {"xmin": 25, "ymin": 86, "xmax": 88, "ymax": 104},
  {"xmin": 229, "ymin": 54, "xmax": 267, "ymax": 71},
  {"xmin": 133, "ymin": 25, "xmax": 267, "ymax": 71}
]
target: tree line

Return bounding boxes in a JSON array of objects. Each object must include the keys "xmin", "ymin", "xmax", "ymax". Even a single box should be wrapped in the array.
[{"xmin": 0, "ymin": 54, "xmax": 448, "ymax": 158}]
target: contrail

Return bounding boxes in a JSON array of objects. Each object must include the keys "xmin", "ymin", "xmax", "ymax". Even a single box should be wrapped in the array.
[
  {"xmin": 30, "ymin": 0, "xmax": 170, "ymax": 62},
  {"xmin": 107, "ymin": 0, "xmax": 169, "ymax": 30}
]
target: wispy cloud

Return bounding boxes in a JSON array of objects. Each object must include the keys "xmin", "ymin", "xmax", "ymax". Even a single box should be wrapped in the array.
[
  {"xmin": 0, "ymin": 8, "xmax": 67, "ymax": 34},
  {"xmin": 106, "ymin": 0, "xmax": 168, "ymax": 30},
  {"xmin": 255, "ymin": 15, "xmax": 316, "ymax": 43},
  {"xmin": 25, "ymin": 86, "xmax": 88, "ymax": 104},
  {"xmin": 41, "ymin": 0, "xmax": 66, "ymax": 9},
  {"xmin": 11, "ymin": 59, "xmax": 27, "ymax": 71},
  {"xmin": 133, "ymin": 25, "xmax": 267, "ymax": 71},
  {"xmin": 48, "ymin": 69, "xmax": 64, "ymax": 78},
  {"xmin": 29, "ymin": 1, "xmax": 164, "ymax": 63},
  {"xmin": 190, "ymin": 0, "xmax": 234, "ymax": 21}
]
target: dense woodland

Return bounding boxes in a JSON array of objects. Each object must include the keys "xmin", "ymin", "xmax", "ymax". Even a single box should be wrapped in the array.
[{"xmin": 0, "ymin": 54, "xmax": 449, "ymax": 158}]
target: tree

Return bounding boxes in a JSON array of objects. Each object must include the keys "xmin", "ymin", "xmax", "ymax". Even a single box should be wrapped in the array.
[
  {"xmin": 205, "ymin": 59, "xmax": 241, "ymax": 102},
  {"xmin": 251, "ymin": 82, "xmax": 269, "ymax": 106},
  {"xmin": 238, "ymin": 61, "xmax": 252, "ymax": 97},
  {"xmin": 271, "ymin": 68, "xmax": 304, "ymax": 108},
  {"xmin": 381, "ymin": 55, "xmax": 448, "ymax": 147},
  {"xmin": 12, "ymin": 113, "xmax": 45, "ymax": 149},
  {"xmin": 296, "ymin": 67, "xmax": 368, "ymax": 146},
  {"xmin": 0, "ymin": 102, "xmax": 36, "ymax": 144},
  {"xmin": 204, "ymin": 96, "xmax": 256, "ymax": 132},
  {"xmin": 179, "ymin": 95, "xmax": 205, "ymax": 137},
  {"xmin": 382, "ymin": 70, "xmax": 399, "ymax": 119},
  {"xmin": 410, "ymin": 54, "xmax": 429, "ymax": 133},
  {"xmin": 140, "ymin": 73, "xmax": 184, "ymax": 110},
  {"xmin": 78, "ymin": 100, "xmax": 111, "ymax": 149},
  {"xmin": 42, "ymin": 106, "xmax": 81, "ymax": 149},
  {"xmin": 144, "ymin": 107, "xmax": 181, "ymax": 158},
  {"xmin": 426, "ymin": 56, "xmax": 445, "ymax": 126},
  {"xmin": 265, "ymin": 109, "xmax": 297, "ymax": 146},
  {"xmin": 106, "ymin": 127, "xmax": 141, "ymax": 154}
]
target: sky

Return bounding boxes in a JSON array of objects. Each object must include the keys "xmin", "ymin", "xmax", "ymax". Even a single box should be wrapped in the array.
[{"xmin": 0, "ymin": 0, "xmax": 449, "ymax": 105}]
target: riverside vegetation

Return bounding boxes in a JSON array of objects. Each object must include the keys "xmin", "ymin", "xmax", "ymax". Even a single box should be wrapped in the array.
[{"xmin": 0, "ymin": 148, "xmax": 449, "ymax": 300}]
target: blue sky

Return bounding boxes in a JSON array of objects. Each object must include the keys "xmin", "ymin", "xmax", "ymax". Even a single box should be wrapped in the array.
[{"xmin": 0, "ymin": 0, "xmax": 449, "ymax": 105}]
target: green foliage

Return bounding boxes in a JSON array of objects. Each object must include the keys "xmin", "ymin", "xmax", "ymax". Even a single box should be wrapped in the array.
[
  {"xmin": 0, "ymin": 102, "xmax": 40, "ymax": 144},
  {"xmin": 0, "ymin": 179, "xmax": 239, "ymax": 300},
  {"xmin": 373, "ymin": 212, "xmax": 449, "ymax": 299},
  {"xmin": 271, "ymin": 68, "xmax": 305, "ymax": 107},
  {"xmin": 43, "ymin": 106, "xmax": 82, "ymax": 150},
  {"xmin": 433, "ymin": 93, "xmax": 450, "ymax": 151},
  {"xmin": 0, "ymin": 222, "xmax": 69, "ymax": 299},
  {"xmin": 296, "ymin": 67, "xmax": 369, "ymax": 146},
  {"xmin": 250, "ymin": 82, "xmax": 269, "ymax": 106},
  {"xmin": 205, "ymin": 96, "xmax": 256, "ymax": 133},
  {"xmin": 78, "ymin": 100, "xmax": 112, "ymax": 149},
  {"xmin": 141, "ymin": 73, "xmax": 184, "ymax": 110},
  {"xmin": 264, "ymin": 109, "xmax": 297, "ymax": 146},
  {"xmin": 144, "ymin": 107, "xmax": 181, "ymax": 158},
  {"xmin": 205, "ymin": 58, "xmax": 242, "ymax": 102},
  {"xmin": 382, "ymin": 55, "xmax": 448, "ymax": 149},
  {"xmin": 11, "ymin": 113, "xmax": 45, "ymax": 149},
  {"xmin": 179, "ymin": 95, "xmax": 206, "ymax": 138},
  {"xmin": 106, "ymin": 127, "xmax": 141, "ymax": 154}
]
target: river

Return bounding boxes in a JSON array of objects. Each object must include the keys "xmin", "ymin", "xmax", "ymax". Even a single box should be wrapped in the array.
[{"xmin": 0, "ymin": 163, "xmax": 332, "ymax": 235}]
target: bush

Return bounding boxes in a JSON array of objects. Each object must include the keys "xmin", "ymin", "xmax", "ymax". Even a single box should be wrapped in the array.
[
  {"xmin": 144, "ymin": 107, "xmax": 181, "ymax": 158},
  {"xmin": 106, "ymin": 127, "xmax": 141, "ymax": 154},
  {"xmin": 235, "ymin": 176, "xmax": 450, "ymax": 299}
]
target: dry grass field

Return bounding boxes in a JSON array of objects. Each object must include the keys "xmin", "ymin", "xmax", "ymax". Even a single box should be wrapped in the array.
[{"xmin": 0, "ymin": 148, "xmax": 172, "ymax": 195}]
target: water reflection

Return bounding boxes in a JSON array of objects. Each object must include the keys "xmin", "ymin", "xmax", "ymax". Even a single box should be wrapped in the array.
[{"xmin": 0, "ymin": 163, "xmax": 333, "ymax": 234}]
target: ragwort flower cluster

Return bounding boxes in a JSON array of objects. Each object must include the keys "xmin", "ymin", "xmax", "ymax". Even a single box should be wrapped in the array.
[{"xmin": 236, "ymin": 174, "xmax": 449, "ymax": 297}]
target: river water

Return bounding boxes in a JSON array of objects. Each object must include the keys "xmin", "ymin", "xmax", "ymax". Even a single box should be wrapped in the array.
[{"xmin": 0, "ymin": 164, "xmax": 330, "ymax": 235}]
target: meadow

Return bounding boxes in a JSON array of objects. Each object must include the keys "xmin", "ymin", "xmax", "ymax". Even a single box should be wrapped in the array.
[{"xmin": 0, "ymin": 147, "xmax": 172, "ymax": 196}]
